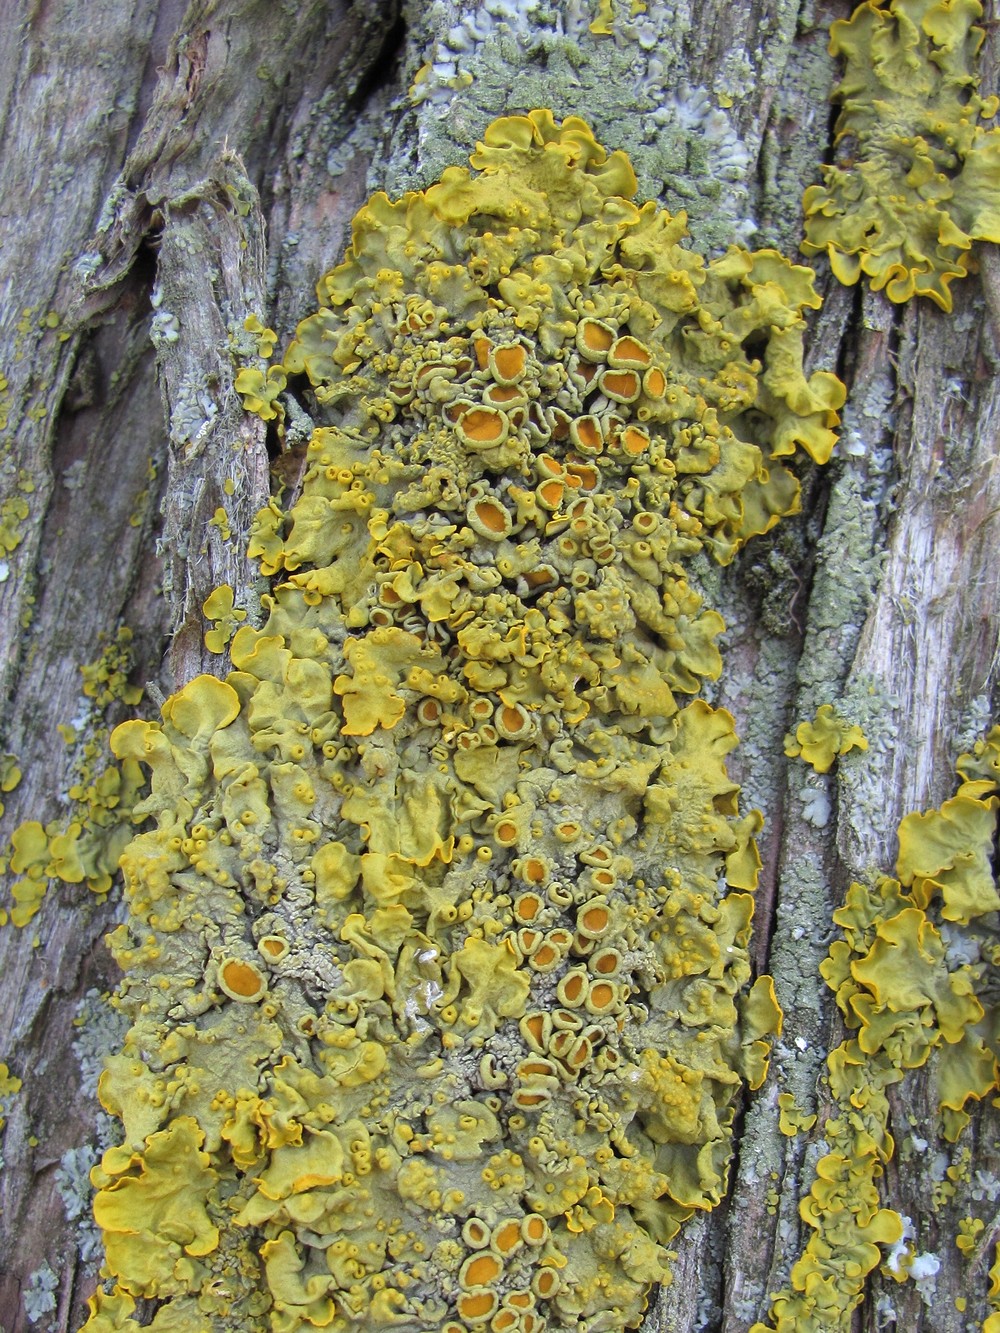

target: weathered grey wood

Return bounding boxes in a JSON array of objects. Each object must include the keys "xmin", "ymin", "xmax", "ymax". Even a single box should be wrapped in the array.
[{"xmin": 0, "ymin": 1, "xmax": 996, "ymax": 1330}]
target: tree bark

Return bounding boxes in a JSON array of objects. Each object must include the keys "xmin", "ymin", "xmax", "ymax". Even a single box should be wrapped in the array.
[{"xmin": 0, "ymin": 2, "xmax": 996, "ymax": 1331}]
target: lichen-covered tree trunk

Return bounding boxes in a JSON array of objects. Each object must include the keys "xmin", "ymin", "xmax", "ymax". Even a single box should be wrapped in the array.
[{"xmin": 0, "ymin": 2, "xmax": 997, "ymax": 1332}]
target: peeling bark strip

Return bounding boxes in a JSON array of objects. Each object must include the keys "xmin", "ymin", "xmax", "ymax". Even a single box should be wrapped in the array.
[{"xmin": 0, "ymin": 2, "xmax": 996, "ymax": 1332}]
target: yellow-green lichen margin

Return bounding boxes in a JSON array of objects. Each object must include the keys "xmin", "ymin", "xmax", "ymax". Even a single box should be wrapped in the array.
[
  {"xmin": 752, "ymin": 724, "xmax": 1000, "ymax": 1332},
  {"xmin": 802, "ymin": 0, "xmax": 1000, "ymax": 311},
  {"xmin": 78, "ymin": 110, "xmax": 850, "ymax": 1332}
]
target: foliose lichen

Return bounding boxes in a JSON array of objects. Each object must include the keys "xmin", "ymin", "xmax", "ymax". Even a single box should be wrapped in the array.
[
  {"xmin": 753, "ymin": 723, "xmax": 1000, "ymax": 1332},
  {"xmin": 66, "ymin": 111, "xmax": 853, "ymax": 1330},
  {"xmin": 0, "ymin": 752, "xmax": 22, "ymax": 825},
  {"xmin": 203, "ymin": 585, "xmax": 249, "ymax": 655},
  {"xmin": 24, "ymin": 1261, "xmax": 59, "ymax": 1325},
  {"xmin": 0, "ymin": 629, "xmax": 146, "ymax": 929},
  {"xmin": 0, "ymin": 1059, "xmax": 22, "ymax": 1147},
  {"xmin": 802, "ymin": 0, "xmax": 1000, "ymax": 310},
  {"xmin": 783, "ymin": 703, "xmax": 868, "ymax": 774}
]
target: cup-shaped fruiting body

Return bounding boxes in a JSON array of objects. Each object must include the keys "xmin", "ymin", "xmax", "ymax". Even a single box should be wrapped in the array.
[
  {"xmin": 257, "ymin": 934, "xmax": 289, "ymax": 963},
  {"xmin": 216, "ymin": 956, "xmax": 268, "ymax": 1003},
  {"xmin": 802, "ymin": 0, "xmax": 1000, "ymax": 310},
  {"xmin": 76, "ymin": 111, "xmax": 835, "ymax": 1333}
]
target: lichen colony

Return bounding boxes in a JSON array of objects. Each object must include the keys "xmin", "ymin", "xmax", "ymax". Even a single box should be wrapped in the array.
[{"xmin": 73, "ymin": 110, "xmax": 852, "ymax": 1331}]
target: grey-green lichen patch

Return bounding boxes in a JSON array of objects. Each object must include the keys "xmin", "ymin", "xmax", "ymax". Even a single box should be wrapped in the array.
[
  {"xmin": 717, "ymin": 1057, "xmax": 817, "ymax": 1327},
  {"xmin": 796, "ymin": 460, "xmax": 890, "ymax": 708},
  {"xmin": 721, "ymin": 634, "xmax": 800, "ymax": 825},
  {"xmin": 23, "ymin": 1263, "xmax": 59, "ymax": 1326},
  {"xmin": 73, "ymin": 991, "xmax": 128, "ymax": 1087},
  {"xmin": 326, "ymin": 91, "xmax": 397, "ymax": 191},
  {"xmin": 393, "ymin": 0, "xmax": 756, "ymax": 252},
  {"xmin": 769, "ymin": 848, "xmax": 834, "ymax": 1032},
  {"xmin": 56, "ymin": 1145, "xmax": 103, "ymax": 1263},
  {"xmin": 149, "ymin": 286, "xmax": 181, "ymax": 350},
  {"xmin": 756, "ymin": 19, "xmax": 839, "ymax": 258},
  {"xmin": 834, "ymin": 673, "xmax": 904, "ymax": 871},
  {"xmin": 955, "ymin": 693, "xmax": 999, "ymax": 759},
  {"xmin": 56, "ymin": 991, "xmax": 130, "ymax": 1265},
  {"xmin": 732, "ymin": 436, "xmax": 894, "ymax": 1322}
]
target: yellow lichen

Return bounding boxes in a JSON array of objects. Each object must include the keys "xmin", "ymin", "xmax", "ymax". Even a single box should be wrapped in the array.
[
  {"xmin": 208, "ymin": 506, "xmax": 232, "ymax": 542},
  {"xmin": 803, "ymin": 0, "xmax": 1000, "ymax": 310},
  {"xmin": 776, "ymin": 1092, "xmax": 817, "ymax": 1137},
  {"xmin": 203, "ymin": 584, "xmax": 248, "ymax": 655},
  {"xmin": 589, "ymin": 0, "xmax": 616, "ymax": 34},
  {"xmin": 784, "ymin": 703, "xmax": 868, "ymax": 773},
  {"xmin": 0, "ymin": 492, "xmax": 30, "ymax": 555},
  {"xmin": 957, "ymin": 1215, "xmax": 985, "ymax": 1257},
  {"xmin": 986, "ymin": 1243, "xmax": 1000, "ymax": 1329},
  {"xmin": 69, "ymin": 112, "xmax": 847, "ymax": 1331},
  {"xmin": 754, "ymin": 723, "xmax": 1000, "ymax": 1332},
  {"xmin": 235, "ymin": 367, "xmax": 286, "ymax": 420},
  {"xmin": 0, "ymin": 752, "xmax": 21, "ymax": 823},
  {"xmin": 244, "ymin": 314, "xmax": 278, "ymax": 359},
  {"xmin": 92, "ymin": 1116, "xmax": 220, "ymax": 1298},
  {"xmin": 81, "ymin": 628, "xmax": 144, "ymax": 709},
  {"xmin": 0, "ymin": 1059, "xmax": 21, "ymax": 1132},
  {"xmin": 1, "ymin": 630, "xmax": 147, "ymax": 925}
]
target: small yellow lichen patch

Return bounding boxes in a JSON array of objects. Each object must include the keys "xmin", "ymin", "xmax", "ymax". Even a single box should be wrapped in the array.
[
  {"xmin": 0, "ymin": 753, "xmax": 21, "ymax": 821},
  {"xmin": 956, "ymin": 1214, "xmax": 985, "ymax": 1256},
  {"xmin": 7, "ymin": 820, "xmax": 51, "ymax": 927},
  {"xmin": 202, "ymin": 584, "xmax": 248, "ymax": 654},
  {"xmin": 0, "ymin": 494, "xmax": 29, "ymax": 555},
  {"xmin": 244, "ymin": 313, "xmax": 278, "ymax": 359},
  {"xmin": 777, "ymin": 1092, "xmax": 817, "ymax": 1137},
  {"xmin": 803, "ymin": 0, "xmax": 1000, "ymax": 310},
  {"xmin": 208, "ymin": 506, "xmax": 232, "ymax": 542},
  {"xmin": 2, "ymin": 626, "xmax": 149, "ymax": 924},
  {"xmin": 590, "ymin": 0, "xmax": 616, "ymax": 34},
  {"xmin": 80, "ymin": 628, "xmax": 143, "ymax": 708},
  {"xmin": 0, "ymin": 1060, "xmax": 21, "ymax": 1133},
  {"xmin": 235, "ymin": 364, "xmax": 286, "ymax": 421},
  {"xmin": 784, "ymin": 703, "xmax": 868, "ymax": 773}
]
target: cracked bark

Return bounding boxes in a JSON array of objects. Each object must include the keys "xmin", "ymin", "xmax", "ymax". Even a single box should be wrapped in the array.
[{"xmin": 0, "ymin": 2, "xmax": 996, "ymax": 1331}]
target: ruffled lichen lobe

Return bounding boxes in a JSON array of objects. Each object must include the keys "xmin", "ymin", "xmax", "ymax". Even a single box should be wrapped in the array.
[
  {"xmin": 75, "ymin": 112, "xmax": 849, "ymax": 1331},
  {"xmin": 784, "ymin": 703, "xmax": 868, "ymax": 774},
  {"xmin": 802, "ymin": 0, "xmax": 1000, "ymax": 310}
]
